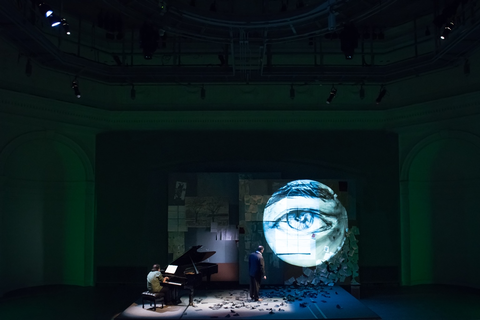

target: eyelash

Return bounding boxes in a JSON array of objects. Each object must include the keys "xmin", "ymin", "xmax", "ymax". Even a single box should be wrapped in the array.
[{"xmin": 270, "ymin": 208, "xmax": 333, "ymax": 233}]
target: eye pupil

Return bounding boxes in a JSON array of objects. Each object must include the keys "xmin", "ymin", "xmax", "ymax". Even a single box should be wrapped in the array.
[{"xmin": 287, "ymin": 209, "xmax": 314, "ymax": 230}]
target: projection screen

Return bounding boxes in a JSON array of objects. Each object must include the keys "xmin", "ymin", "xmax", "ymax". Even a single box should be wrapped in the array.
[{"xmin": 263, "ymin": 180, "xmax": 348, "ymax": 267}]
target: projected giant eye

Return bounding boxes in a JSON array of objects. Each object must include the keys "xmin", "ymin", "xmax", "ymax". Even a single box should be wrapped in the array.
[{"xmin": 263, "ymin": 180, "xmax": 348, "ymax": 267}]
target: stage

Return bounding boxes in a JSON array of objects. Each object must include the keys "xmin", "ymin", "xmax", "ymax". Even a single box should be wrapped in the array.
[{"xmin": 114, "ymin": 285, "xmax": 380, "ymax": 319}]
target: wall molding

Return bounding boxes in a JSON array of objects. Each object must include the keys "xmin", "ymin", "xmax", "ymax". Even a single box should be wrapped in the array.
[
  {"xmin": 0, "ymin": 130, "xmax": 94, "ymax": 181},
  {"xmin": 2, "ymin": 87, "xmax": 480, "ymax": 131},
  {"xmin": 400, "ymin": 130, "xmax": 480, "ymax": 182}
]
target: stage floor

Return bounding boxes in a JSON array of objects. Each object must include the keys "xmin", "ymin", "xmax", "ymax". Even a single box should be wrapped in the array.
[{"xmin": 114, "ymin": 285, "xmax": 380, "ymax": 319}]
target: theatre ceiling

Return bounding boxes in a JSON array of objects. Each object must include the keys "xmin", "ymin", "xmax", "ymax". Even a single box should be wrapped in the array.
[{"xmin": 0, "ymin": 0, "xmax": 478, "ymax": 90}]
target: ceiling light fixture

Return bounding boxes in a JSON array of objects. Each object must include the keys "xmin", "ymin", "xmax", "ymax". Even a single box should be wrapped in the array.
[
  {"xmin": 48, "ymin": 14, "xmax": 62, "ymax": 27},
  {"xmin": 37, "ymin": 2, "xmax": 53, "ymax": 18},
  {"xmin": 112, "ymin": 54, "xmax": 122, "ymax": 66},
  {"xmin": 440, "ymin": 21, "xmax": 454, "ymax": 40},
  {"xmin": 61, "ymin": 18, "xmax": 70, "ymax": 35}
]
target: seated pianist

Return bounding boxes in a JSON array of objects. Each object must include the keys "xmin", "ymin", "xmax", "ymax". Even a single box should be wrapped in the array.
[{"xmin": 146, "ymin": 264, "xmax": 172, "ymax": 304}]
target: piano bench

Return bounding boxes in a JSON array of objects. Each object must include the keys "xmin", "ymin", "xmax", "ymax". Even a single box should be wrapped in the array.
[{"xmin": 141, "ymin": 291, "xmax": 164, "ymax": 311}]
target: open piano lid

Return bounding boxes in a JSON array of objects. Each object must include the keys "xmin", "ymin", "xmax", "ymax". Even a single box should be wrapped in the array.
[{"xmin": 171, "ymin": 245, "xmax": 216, "ymax": 266}]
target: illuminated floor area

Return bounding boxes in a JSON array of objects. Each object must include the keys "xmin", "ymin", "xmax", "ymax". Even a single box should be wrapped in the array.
[
  {"xmin": 0, "ymin": 284, "xmax": 479, "ymax": 320},
  {"xmin": 115, "ymin": 286, "xmax": 379, "ymax": 319}
]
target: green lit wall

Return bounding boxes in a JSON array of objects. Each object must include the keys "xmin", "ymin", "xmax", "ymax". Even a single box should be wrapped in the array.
[
  {"xmin": 0, "ymin": 131, "xmax": 95, "ymax": 296},
  {"xmin": 400, "ymin": 130, "xmax": 480, "ymax": 288}
]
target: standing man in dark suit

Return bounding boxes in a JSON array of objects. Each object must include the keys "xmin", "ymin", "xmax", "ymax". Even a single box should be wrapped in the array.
[{"xmin": 249, "ymin": 245, "xmax": 266, "ymax": 301}]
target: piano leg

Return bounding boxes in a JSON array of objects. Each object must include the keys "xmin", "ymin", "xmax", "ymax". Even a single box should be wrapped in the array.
[
  {"xmin": 187, "ymin": 285, "xmax": 195, "ymax": 306},
  {"xmin": 206, "ymin": 274, "xmax": 211, "ymax": 289},
  {"xmin": 171, "ymin": 287, "xmax": 179, "ymax": 304}
]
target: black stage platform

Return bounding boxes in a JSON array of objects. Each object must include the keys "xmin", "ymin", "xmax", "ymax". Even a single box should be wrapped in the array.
[{"xmin": 114, "ymin": 285, "xmax": 380, "ymax": 319}]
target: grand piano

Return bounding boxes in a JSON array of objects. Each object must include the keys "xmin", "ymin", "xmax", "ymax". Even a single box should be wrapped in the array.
[{"xmin": 163, "ymin": 245, "xmax": 218, "ymax": 306}]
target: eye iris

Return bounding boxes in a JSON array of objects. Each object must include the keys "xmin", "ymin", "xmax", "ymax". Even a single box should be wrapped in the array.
[{"xmin": 287, "ymin": 209, "xmax": 313, "ymax": 230}]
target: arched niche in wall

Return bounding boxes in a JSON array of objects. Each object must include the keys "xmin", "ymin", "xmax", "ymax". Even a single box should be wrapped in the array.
[
  {"xmin": 0, "ymin": 131, "xmax": 94, "ymax": 295},
  {"xmin": 400, "ymin": 130, "xmax": 480, "ymax": 288}
]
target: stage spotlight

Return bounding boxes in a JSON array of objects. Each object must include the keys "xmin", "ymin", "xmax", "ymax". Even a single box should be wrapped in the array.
[
  {"xmin": 326, "ymin": 86, "xmax": 337, "ymax": 104},
  {"xmin": 48, "ymin": 14, "xmax": 61, "ymax": 27},
  {"xmin": 112, "ymin": 54, "xmax": 122, "ymax": 66},
  {"xmin": 433, "ymin": 1, "xmax": 461, "ymax": 29},
  {"xmin": 375, "ymin": 86, "xmax": 386, "ymax": 104},
  {"xmin": 441, "ymin": 21, "xmax": 454, "ymax": 40},
  {"xmin": 200, "ymin": 85, "xmax": 206, "ymax": 99},
  {"xmin": 131, "ymin": 85, "xmax": 136, "ymax": 100},
  {"xmin": 61, "ymin": 18, "xmax": 70, "ymax": 35},
  {"xmin": 290, "ymin": 84, "xmax": 295, "ymax": 99},
  {"xmin": 38, "ymin": 2, "xmax": 53, "ymax": 17},
  {"xmin": 72, "ymin": 80, "xmax": 81, "ymax": 98}
]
